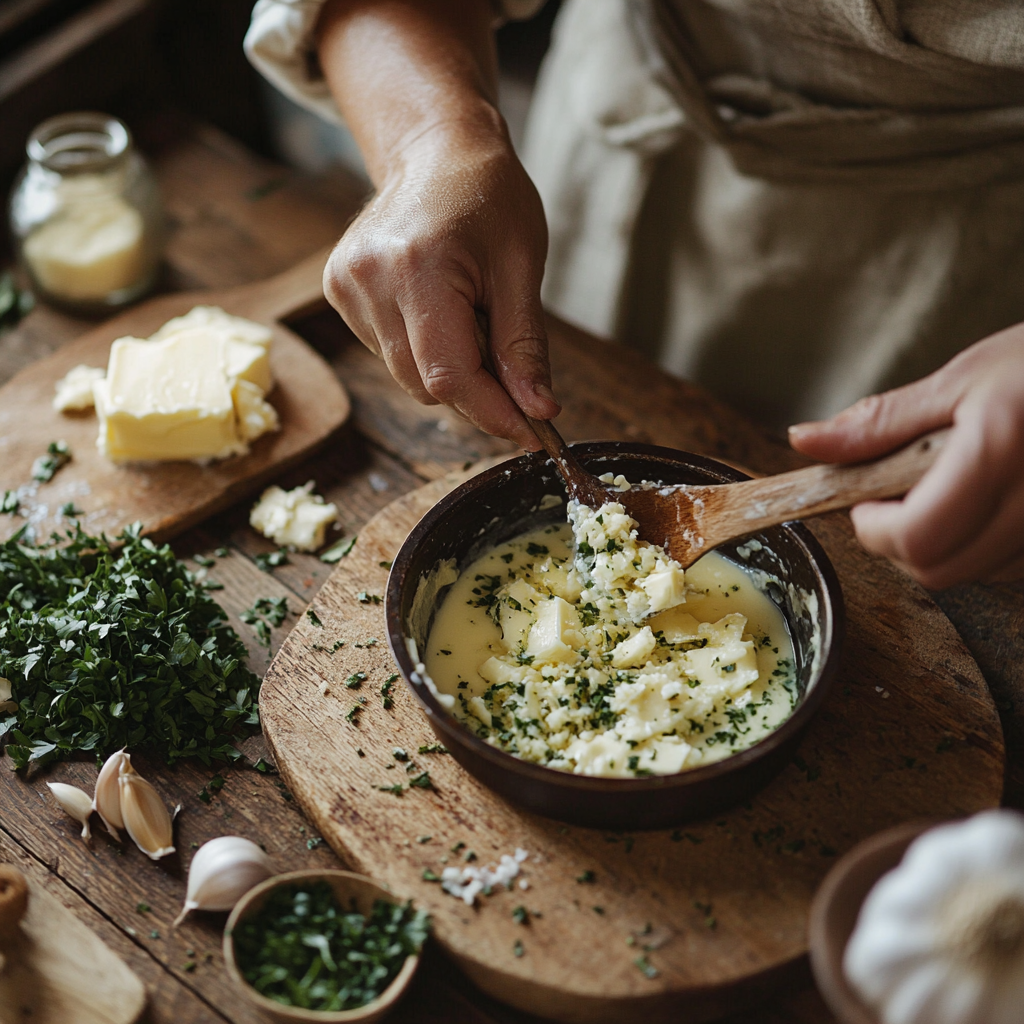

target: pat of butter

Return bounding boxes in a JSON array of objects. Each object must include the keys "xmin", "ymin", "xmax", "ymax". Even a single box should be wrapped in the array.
[
  {"xmin": 610, "ymin": 626, "xmax": 657, "ymax": 668},
  {"xmin": 639, "ymin": 566, "xmax": 688, "ymax": 613},
  {"xmin": 526, "ymin": 597, "xmax": 582, "ymax": 664},
  {"xmin": 150, "ymin": 305, "xmax": 273, "ymax": 348},
  {"xmin": 249, "ymin": 481, "xmax": 338, "ymax": 551},
  {"xmin": 24, "ymin": 195, "xmax": 144, "ymax": 301},
  {"xmin": 151, "ymin": 326, "xmax": 272, "ymax": 394},
  {"xmin": 53, "ymin": 364, "xmax": 105, "ymax": 412},
  {"xmin": 94, "ymin": 333, "xmax": 244, "ymax": 462},
  {"xmin": 233, "ymin": 379, "xmax": 279, "ymax": 442}
]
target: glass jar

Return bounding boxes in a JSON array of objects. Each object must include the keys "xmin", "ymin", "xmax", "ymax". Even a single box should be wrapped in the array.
[{"xmin": 8, "ymin": 112, "xmax": 163, "ymax": 312}]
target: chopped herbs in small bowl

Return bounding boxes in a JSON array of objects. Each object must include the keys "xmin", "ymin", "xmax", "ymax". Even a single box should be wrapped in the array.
[{"xmin": 224, "ymin": 870, "xmax": 428, "ymax": 1023}]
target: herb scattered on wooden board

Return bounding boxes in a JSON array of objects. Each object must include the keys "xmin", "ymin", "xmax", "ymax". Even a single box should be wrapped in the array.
[
  {"xmin": 240, "ymin": 597, "xmax": 289, "ymax": 647},
  {"xmin": 0, "ymin": 522, "xmax": 260, "ymax": 769},
  {"xmin": 32, "ymin": 440, "xmax": 71, "ymax": 482},
  {"xmin": 254, "ymin": 549, "xmax": 289, "ymax": 572},
  {"xmin": 231, "ymin": 883, "xmax": 429, "ymax": 1012},
  {"xmin": 320, "ymin": 535, "xmax": 356, "ymax": 564}
]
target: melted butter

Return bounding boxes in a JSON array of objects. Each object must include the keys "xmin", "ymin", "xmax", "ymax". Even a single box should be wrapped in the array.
[{"xmin": 425, "ymin": 521, "xmax": 796, "ymax": 778}]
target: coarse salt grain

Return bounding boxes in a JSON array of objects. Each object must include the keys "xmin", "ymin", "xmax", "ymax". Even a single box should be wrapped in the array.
[{"xmin": 440, "ymin": 848, "xmax": 529, "ymax": 906}]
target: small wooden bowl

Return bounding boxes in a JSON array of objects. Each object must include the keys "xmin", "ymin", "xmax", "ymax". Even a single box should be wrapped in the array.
[
  {"xmin": 223, "ymin": 870, "xmax": 421, "ymax": 1024},
  {"xmin": 808, "ymin": 820, "xmax": 934, "ymax": 1024}
]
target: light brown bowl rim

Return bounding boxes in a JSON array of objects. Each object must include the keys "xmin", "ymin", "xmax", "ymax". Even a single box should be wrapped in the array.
[
  {"xmin": 808, "ymin": 820, "xmax": 936, "ymax": 1024},
  {"xmin": 223, "ymin": 869, "xmax": 421, "ymax": 1023}
]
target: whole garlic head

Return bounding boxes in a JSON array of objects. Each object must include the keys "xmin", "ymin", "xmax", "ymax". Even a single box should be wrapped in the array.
[
  {"xmin": 173, "ymin": 836, "xmax": 272, "ymax": 927},
  {"xmin": 845, "ymin": 810, "xmax": 1024, "ymax": 1024}
]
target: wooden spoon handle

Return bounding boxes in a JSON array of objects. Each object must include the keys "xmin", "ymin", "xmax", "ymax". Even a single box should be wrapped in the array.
[
  {"xmin": 224, "ymin": 245, "xmax": 334, "ymax": 323},
  {"xmin": 701, "ymin": 428, "xmax": 951, "ymax": 547},
  {"xmin": 0, "ymin": 864, "xmax": 29, "ymax": 944}
]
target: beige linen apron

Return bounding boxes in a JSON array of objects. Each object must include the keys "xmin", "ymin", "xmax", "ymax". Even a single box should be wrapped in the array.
[{"xmin": 522, "ymin": 0, "xmax": 1024, "ymax": 429}]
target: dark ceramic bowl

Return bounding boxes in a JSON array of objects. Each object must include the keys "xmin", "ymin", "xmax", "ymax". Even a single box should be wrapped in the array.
[{"xmin": 385, "ymin": 442, "xmax": 844, "ymax": 830}]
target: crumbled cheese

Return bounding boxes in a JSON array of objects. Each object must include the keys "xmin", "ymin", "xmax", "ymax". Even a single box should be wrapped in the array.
[
  {"xmin": 426, "ymin": 489, "xmax": 797, "ymax": 779},
  {"xmin": 53, "ymin": 364, "xmax": 105, "ymax": 412},
  {"xmin": 249, "ymin": 481, "xmax": 338, "ymax": 551},
  {"xmin": 440, "ymin": 848, "xmax": 528, "ymax": 905}
]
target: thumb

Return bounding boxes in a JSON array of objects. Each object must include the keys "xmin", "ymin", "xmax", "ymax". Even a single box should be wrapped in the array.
[
  {"xmin": 788, "ymin": 368, "xmax": 962, "ymax": 464},
  {"xmin": 487, "ymin": 298, "xmax": 560, "ymax": 422}
]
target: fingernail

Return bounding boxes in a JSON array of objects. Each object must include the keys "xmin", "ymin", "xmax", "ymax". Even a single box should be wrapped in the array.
[{"xmin": 533, "ymin": 383, "xmax": 560, "ymax": 407}]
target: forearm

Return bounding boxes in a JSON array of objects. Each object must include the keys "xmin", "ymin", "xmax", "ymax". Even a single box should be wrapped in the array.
[{"xmin": 316, "ymin": 0, "xmax": 504, "ymax": 186}]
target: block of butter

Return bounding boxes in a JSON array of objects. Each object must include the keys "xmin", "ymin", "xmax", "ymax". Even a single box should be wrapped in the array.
[{"xmin": 93, "ymin": 305, "xmax": 279, "ymax": 464}]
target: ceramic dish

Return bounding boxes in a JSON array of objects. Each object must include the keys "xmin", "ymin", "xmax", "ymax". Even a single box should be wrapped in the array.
[
  {"xmin": 808, "ymin": 821, "xmax": 933, "ymax": 1024},
  {"xmin": 223, "ymin": 869, "xmax": 421, "ymax": 1024},
  {"xmin": 385, "ymin": 441, "xmax": 845, "ymax": 830}
]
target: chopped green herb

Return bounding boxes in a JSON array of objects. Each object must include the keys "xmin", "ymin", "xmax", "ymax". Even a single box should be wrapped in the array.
[
  {"xmin": 253, "ymin": 758, "xmax": 273, "ymax": 774},
  {"xmin": 306, "ymin": 608, "xmax": 323, "ymax": 627},
  {"xmin": 592, "ymin": 906, "xmax": 605, "ymax": 915},
  {"xmin": 150, "ymin": 929, "xmax": 160, "ymax": 939},
  {"xmin": 356, "ymin": 592, "xmax": 382, "ymax": 605},
  {"xmin": 634, "ymin": 955, "xmax": 659, "ymax": 979},
  {"xmin": 379, "ymin": 560, "xmax": 393, "ymax": 569},
  {"xmin": 418, "ymin": 743, "xmax": 448, "ymax": 754},
  {"xmin": 408, "ymin": 771, "xmax": 433, "ymax": 790},
  {"xmin": 32, "ymin": 440, "xmax": 71, "ymax": 482},
  {"xmin": 136, "ymin": 902, "xmax": 150, "ymax": 914},
  {"xmin": 320, "ymin": 535, "xmax": 357, "ymax": 563},
  {"xmin": 231, "ymin": 882, "xmax": 429, "ymax": 1011},
  {"xmin": 381, "ymin": 673, "xmax": 398, "ymax": 710},
  {"xmin": 0, "ymin": 522, "xmax": 260, "ymax": 770},
  {"xmin": 422, "ymin": 868, "xmax": 440, "ymax": 882},
  {"xmin": 513, "ymin": 939, "xmax": 524, "ymax": 958},
  {"xmin": 215, "ymin": 548, "xmax": 230, "ymax": 558},
  {"xmin": 193, "ymin": 554, "xmax": 216, "ymax": 568},
  {"xmin": 512, "ymin": 906, "xmax": 528, "ymax": 925},
  {"xmin": 241, "ymin": 596, "xmax": 289, "ymax": 647},
  {"xmin": 576, "ymin": 870, "xmax": 596, "ymax": 884},
  {"xmin": 254, "ymin": 548, "xmax": 289, "ymax": 572},
  {"xmin": 345, "ymin": 704, "xmax": 362, "ymax": 725},
  {"xmin": 417, "ymin": 835, "xmax": 432, "ymax": 844},
  {"xmin": 1, "ymin": 490, "xmax": 19, "ymax": 514},
  {"xmin": 346, "ymin": 672, "xmax": 367, "ymax": 689},
  {"xmin": 306, "ymin": 837, "xmax": 324, "ymax": 850},
  {"xmin": 392, "ymin": 747, "xmax": 409, "ymax": 762},
  {"xmin": 59, "ymin": 502, "xmax": 83, "ymax": 517},
  {"xmin": 377, "ymin": 783, "xmax": 403, "ymax": 795}
]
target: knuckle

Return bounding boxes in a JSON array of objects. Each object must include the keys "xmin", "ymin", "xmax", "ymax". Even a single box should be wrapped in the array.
[{"xmin": 421, "ymin": 363, "xmax": 467, "ymax": 404}]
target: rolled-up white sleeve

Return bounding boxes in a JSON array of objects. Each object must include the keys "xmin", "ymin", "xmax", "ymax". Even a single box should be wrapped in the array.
[{"xmin": 244, "ymin": 0, "xmax": 547, "ymax": 124}]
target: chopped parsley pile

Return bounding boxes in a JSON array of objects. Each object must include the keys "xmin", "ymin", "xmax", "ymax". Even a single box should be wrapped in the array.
[
  {"xmin": 0, "ymin": 523, "xmax": 260, "ymax": 769},
  {"xmin": 231, "ymin": 883, "xmax": 429, "ymax": 1011}
]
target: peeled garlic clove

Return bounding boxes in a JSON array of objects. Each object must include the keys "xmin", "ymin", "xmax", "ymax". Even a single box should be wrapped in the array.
[
  {"xmin": 118, "ymin": 760, "xmax": 175, "ymax": 860},
  {"xmin": 173, "ymin": 836, "xmax": 272, "ymax": 927},
  {"xmin": 47, "ymin": 782, "xmax": 93, "ymax": 841},
  {"xmin": 92, "ymin": 747, "xmax": 128, "ymax": 840}
]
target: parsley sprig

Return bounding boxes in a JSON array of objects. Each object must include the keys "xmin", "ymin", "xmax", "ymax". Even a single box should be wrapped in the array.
[{"xmin": 0, "ymin": 522, "xmax": 260, "ymax": 769}]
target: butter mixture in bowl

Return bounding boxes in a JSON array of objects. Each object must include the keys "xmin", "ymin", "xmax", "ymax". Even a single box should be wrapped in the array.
[
  {"xmin": 425, "ymin": 495, "xmax": 796, "ymax": 778},
  {"xmin": 387, "ymin": 442, "xmax": 844, "ymax": 829}
]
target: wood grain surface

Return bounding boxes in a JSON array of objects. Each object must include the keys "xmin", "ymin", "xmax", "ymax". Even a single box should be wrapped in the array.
[
  {"xmin": 0, "ymin": 249, "xmax": 348, "ymax": 544},
  {"xmin": 0, "ymin": 864, "xmax": 147, "ymax": 1024},
  {"xmin": 259, "ymin": 465, "xmax": 1003, "ymax": 1023},
  {"xmin": 1, "ymin": 116, "xmax": 1021, "ymax": 1024}
]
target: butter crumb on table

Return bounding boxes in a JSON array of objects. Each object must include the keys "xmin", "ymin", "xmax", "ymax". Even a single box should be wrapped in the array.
[
  {"xmin": 250, "ymin": 481, "xmax": 338, "ymax": 552},
  {"xmin": 53, "ymin": 364, "xmax": 104, "ymax": 412}
]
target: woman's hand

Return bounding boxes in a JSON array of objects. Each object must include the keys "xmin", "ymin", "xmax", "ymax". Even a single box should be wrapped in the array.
[
  {"xmin": 316, "ymin": 0, "xmax": 558, "ymax": 452},
  {"xmin": 789, "ymin": 325, "xmax": 1024, "ymax": 588}
]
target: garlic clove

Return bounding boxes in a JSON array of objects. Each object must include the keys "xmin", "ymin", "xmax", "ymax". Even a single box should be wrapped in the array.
[
  {"xmin": 173, "ymin": 835, "xmax": 272, "ymax": 927},
  {"xmin": 46, "ymin": 782, "xmax": 93, "ymax": 841},
  {"xmin": 92, "ymin": 747, "xmax": 128, "ymax": 839},
  {"xmin": 118, "ymin": 759, "xmax": 175, "ymax": 860}
]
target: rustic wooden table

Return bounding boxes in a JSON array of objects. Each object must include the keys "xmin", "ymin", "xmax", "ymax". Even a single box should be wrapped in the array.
[{"xmin": 2, "ymin": 116, "xmax": 1022, "ymax": 1024}]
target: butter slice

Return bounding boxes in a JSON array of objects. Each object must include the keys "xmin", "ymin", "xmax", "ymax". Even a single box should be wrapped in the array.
[
  {"xmin": 150, "ymin": 305, "xmax": 273, "ymax": 348},
  {"xmin": 54, "ymin": 364, "xmax": 105, "ymax": 412},
  {"xmin": 249, "ymin": 481, "xmax": 338, "ymax": 551},
  {"xmin": 233, "ymin": 379, "xmax": 280, "ymax": 442},
  {"xmin": 94, "ymin": 333, "xmax": 242, "ymax": 462},
  {"xmin": 151, "ymin": 325, "xmax": 272, "ymax": 394}
]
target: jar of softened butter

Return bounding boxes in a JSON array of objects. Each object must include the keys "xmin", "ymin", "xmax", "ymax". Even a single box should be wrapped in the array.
[{"xmin": 8, "ymin": 112, "xmax": 163, "ymax": 312}]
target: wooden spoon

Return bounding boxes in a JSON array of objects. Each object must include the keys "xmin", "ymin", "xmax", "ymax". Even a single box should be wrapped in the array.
[{"xmin": 474, "ymin": 319, "xmax": 948, "ymax": 567}]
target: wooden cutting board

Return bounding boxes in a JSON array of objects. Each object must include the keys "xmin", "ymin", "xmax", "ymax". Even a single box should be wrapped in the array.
[
  {"xmin": 0, "ymin": 248, "xmax": 348, "ymax": 544},
  {"xmin": 0, "ymin": 866, "xmax": 146, "ymax": 1024},
  {"xmin": 260, "ymin": 466, "xmax": 1004, "ymax": 1024}
]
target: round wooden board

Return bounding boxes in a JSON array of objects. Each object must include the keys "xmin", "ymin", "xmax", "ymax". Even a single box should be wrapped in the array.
[{"xmin": 260, "ymin": 466, "xmax": 1004, "ymax": 1024}]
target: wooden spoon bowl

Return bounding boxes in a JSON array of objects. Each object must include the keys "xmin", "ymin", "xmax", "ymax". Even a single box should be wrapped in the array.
[
  {"xmin": 808, "ymin": 821, "xmax": 934, "ymax": 1024},
  {"xmin": 223, "ymin": 870, "xmax": 421, "ymax": 1024}
]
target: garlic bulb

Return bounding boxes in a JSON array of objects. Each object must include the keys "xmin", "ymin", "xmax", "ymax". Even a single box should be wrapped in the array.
[
  {"xmin": 845, "ymin": 810, "xmax": 1024, "ymax": 1024},
  {"xmin": 173, "ymin": 836, "xmax": 272, "ymax": 927},
  {"xmin": 118, "ymin": 758, "xmax": 175, "ymax": 860},
  {"xmin": 46, "ymin": 782, "xmax": 93, "ymax": 840},
  {"xmin": 0, "ymin": 676, "xmax": 15, "ymax": 713},
  {"xmin": 92, "ymin": 747, "xmax": 128, "ymax": 840}
]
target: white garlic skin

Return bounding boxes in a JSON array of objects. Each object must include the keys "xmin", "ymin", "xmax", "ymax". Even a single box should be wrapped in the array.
[
  {"xmin": 92, "ymin": 747, "xmax": 128, "ymax": 839},
  {"xmin": 845, "ymin": 810, "xmax": 1024, "ymax": 1024},
  {"xmin": 173, "ymin": 836, "xmax": 272, "ymax": 927},
  {"xmin": 46, "ymin": 782, "xmax": 93, "ymax": 841},
  {"xmin": 118, "ymin": 759, "xmax": 175, "ymax": 861}
]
